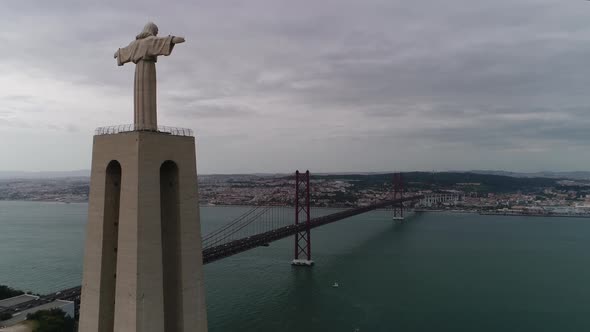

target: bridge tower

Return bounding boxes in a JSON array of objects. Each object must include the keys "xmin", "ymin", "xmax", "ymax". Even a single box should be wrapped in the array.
[
  {"xmin": 393, "ymin": 173, "xmax": 404, "ymax": 221},
  {"xmin": 292, "ymin": 170, "xmax": 313, "ymax": 266}
]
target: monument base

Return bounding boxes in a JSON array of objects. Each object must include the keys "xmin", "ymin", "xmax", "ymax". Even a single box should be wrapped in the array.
[{"xmin": 79, "ymin": 131, "xmax": 207, "ymax": 332}]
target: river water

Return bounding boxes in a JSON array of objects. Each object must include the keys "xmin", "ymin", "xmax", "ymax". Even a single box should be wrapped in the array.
[{"xmin": 1, "ymin": 201, "xmax": 590, "ymax": 331}]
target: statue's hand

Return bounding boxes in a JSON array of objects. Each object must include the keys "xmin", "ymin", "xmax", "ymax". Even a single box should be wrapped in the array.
[
  {"xmin": 172, "ymin": 36, "xmax": 185, "ymax": 44},
  {"xmin": 114, "ymin": 51, "xmax": 118, "ymax": 59}
]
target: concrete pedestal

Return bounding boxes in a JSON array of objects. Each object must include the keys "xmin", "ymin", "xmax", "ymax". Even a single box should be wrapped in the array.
[
  {"xmin": 79, "ymin": 131, "xmax": 207, "ymax": 332},
  {"xmin": 291, "ymin": 259, "xmax": 314, "ymax": 266}
]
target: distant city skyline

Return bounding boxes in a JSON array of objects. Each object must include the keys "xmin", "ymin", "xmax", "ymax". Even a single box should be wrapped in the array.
[
  {"xmin": 2, "ymin": 169, "xmax": 590, "ymax": 180},
  {"xmin": 1, "ymin": 0, "xmax": 589, "ymax": 173}
]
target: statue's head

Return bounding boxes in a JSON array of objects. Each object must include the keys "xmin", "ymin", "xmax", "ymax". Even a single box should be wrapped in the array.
[{"xmin": 136, "ymin": 22, "xmax": 159, "ymax": 40}]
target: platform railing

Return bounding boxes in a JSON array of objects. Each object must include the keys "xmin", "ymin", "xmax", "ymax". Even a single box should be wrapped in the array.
[{"xmin": 94, "ymin": 124, "xmax": 194, "ymax": 137}]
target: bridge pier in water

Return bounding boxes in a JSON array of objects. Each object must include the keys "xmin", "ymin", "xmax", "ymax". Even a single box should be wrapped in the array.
[
  {"xmin": 292, "ymin": 170, "xmax": 314, "ymax": 266},
  {"xmin": 392, "ymin": 173, "xmax": 404, "ymax": 221}
]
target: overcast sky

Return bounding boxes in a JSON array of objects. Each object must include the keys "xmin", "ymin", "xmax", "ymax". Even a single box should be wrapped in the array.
[{"xmin": 0, "ymin": 0, "xmax": 589, "ymax": 174}]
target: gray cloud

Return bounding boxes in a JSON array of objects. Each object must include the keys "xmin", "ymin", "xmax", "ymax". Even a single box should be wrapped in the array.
[
  {"xmin": 0, "ymin": 0, "xmax": 589, "ymax": 173},
  {"xmin": 168, "ymin": 103, "xmax": 256, "ymax": 119}
]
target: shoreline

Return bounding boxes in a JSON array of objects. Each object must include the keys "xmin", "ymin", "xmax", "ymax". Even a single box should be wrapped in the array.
[
  {"xmin": 480, "ymin": 212, "xmax": 590, "ymax": 218},
  {"xmin": 0, "ymin": 200, "xmax": 350, "ymax": 210},
  {"xmin": 0, "ymin": 200, "xmax": 87, "ymax": 205},
  {"xmin": 414, "ymin": 209, "xmax": 590, "ymax": 219}
]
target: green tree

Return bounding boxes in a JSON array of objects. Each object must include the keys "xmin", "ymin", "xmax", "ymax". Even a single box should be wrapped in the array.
[
  {"xmin": 27, "ymin": 308, "xmax": 75, "ymax": 332},
  {"xmin": 0, "ymin": 312, "xmax": 12, "ymax": 321},
  {"xmin": 0, "ymin": 285, "xmax": 24, "ymax": 300}
]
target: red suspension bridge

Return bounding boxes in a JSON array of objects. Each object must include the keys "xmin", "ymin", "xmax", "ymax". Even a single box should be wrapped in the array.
[
  {"xmin": 202, "ymin": 171, "xmax": 421, "ymax": 265},
  {"xmin": 0, "ymin": 171, "xmax": 427, "ymax": 315}
]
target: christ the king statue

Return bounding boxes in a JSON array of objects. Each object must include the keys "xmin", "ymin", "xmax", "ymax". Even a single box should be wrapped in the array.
[{"xmin": 114, "ymin": 22, "xmax": 185, "ymax": 131}]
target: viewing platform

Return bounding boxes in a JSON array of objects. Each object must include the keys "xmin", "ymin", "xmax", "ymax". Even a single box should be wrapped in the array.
[{"xmin": 94, "ymin": 124, "xmax": 194, "ymax": 137}]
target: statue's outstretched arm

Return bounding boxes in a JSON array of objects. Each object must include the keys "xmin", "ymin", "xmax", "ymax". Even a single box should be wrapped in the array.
[{"xmin": 172, "ymin": 36, "xmax": 185, "ymax": 44}]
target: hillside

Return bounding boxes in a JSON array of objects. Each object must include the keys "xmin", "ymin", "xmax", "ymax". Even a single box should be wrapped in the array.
[{"xmin": 315, "ymin": 172, "xmax": 559, "ymax": 194}]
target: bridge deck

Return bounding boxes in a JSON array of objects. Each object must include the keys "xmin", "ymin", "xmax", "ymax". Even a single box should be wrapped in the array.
[{"xmin": 203, "ymin": 195, "xmax": 423, "ymax": 264}]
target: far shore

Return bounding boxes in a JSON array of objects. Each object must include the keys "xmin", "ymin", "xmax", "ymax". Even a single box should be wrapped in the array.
[{"xmin": 415, "ymin": 209, "xmax": 590, "ymax": 219}]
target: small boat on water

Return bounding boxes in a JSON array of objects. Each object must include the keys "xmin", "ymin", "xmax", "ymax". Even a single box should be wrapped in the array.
[{"xmin": 332, "ymin": 282, "xmax": 339, "ymax": 288}]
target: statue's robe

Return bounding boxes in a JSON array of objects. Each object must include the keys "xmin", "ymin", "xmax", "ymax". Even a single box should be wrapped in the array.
[{"xmin": 115, "ymin": 36, "xmax": 175, "ymax": 130}]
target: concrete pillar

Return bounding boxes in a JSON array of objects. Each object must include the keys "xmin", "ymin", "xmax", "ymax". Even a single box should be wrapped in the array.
[{"xmin": 79, "ymin": 131, "xmax": 207, "ymax": 332}]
